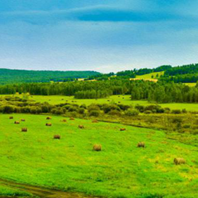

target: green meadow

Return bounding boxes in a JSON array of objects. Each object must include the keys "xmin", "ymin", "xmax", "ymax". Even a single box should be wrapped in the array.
[
  {"xmin": 2, "ymin": 94, "xmax": 198, "ymax": 112},
  {"xmin": 136, "ymin": 71, "xmax": 164, "ymax": 80},
  {"xmin": 0, "ymin": 114, "xmax": 198, "ymax": 197}
]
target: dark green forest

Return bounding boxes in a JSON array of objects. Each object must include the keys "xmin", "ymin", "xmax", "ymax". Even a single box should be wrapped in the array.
[
  {"xmin": 0, "ymin": 80, "xmax": 198, "ymax": 103},
  {"xmin": 0, "ymin": 69, "xmax": 100, "ymax": 84}
]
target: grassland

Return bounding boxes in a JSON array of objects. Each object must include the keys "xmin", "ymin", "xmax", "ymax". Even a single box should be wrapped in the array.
[
  {"xmin": 0, "ymin": 114, "xmax": 198, "ymax": 197},
  {"xmin": 184, "ymin": 83, "xmax": 197, "ymax": 87},
  {"xmin": 1, "ymin": 94, "xmax": 198, "ymax": 111},
  {"xmin": 136, "ymin": 71, "xmax": 164, "ymax": 80}
]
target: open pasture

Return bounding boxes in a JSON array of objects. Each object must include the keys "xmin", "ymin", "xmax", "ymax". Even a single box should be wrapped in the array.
[
  {"xmin": 0, "ymin": 114, "xmax": 198, "ymax": 197},
  {"xmin": 2, "ymin": 94, "xmax": 198, "ymax": 111},
  {"xmin": 136, "ymin": 71, "xmax": 164, "ymax": 80}
]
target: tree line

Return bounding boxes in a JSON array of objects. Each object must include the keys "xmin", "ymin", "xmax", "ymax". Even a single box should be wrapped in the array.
[{"xmin": 0, "ymin": 80, "xmax": 198, "ymax": 103}]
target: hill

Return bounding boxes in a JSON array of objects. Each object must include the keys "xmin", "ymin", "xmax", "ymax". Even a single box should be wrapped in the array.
[{"xmin": 0, "ymin": 68, "xmax": 100, "ymax": 84}]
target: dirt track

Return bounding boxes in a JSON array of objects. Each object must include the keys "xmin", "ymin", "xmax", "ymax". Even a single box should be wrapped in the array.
[{"xmin": 0, "ymin": 178, "xmax": 99, "ymax": 198}]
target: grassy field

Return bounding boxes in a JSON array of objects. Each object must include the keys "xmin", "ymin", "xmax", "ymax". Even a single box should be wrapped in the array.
[
  {"xmin": 0, "ymin": 114, "xmax": 198, "ymax": 197},
  {"xmin": 1, "ymin": 94, "xmax": 198, "ymax": 111},
  {"xmin": 184, "ymin": 83, "xmax": 197, "ymax": 87},
  {"xmin": 136, "ymin": 71, "xmax": 164, "ymax": 80}
]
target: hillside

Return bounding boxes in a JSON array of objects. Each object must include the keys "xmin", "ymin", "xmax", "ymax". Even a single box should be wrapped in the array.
[{"xmin": 0, "ymin": 69, "xmax": 100, "ymax": 84}]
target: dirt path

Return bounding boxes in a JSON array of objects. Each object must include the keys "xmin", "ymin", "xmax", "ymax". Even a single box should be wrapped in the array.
[{"xmin": 0, "ymin": 178, "xmax": 99, "ymax": 198}]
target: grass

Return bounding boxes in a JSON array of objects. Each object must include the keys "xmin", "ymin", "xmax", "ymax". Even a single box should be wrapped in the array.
[
  {"xmin": 136, "ymin": 71, "xmax": 164, "ymax": 80},
  {"xmin": 184, "ymin": 83, "xmax": 197, "ymax": 87},
  {"xmin": 0, "ymin": 114, "xmax": 198, "ymax": 197},
  {"xmin": 0, "ymin": 185, "xmax": 31, "ymax": 197},
  {"xmin": 2, "ymin": 94, "xmax": 198, "ymax": 111}
]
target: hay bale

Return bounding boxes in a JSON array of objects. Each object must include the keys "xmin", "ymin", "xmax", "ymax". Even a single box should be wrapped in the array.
[
  {"xmin": 14, "ymin": 121, "xmax": 20, "ymax": 124},
  {"xmin": 21, "ymin": 128, "xmax": 27, "ymax": 132},
  {"xmin": 70, "ymin": 117, "xmax": 75, "ymax": 120},
  {"xmin": 120, "ymin": 128, "xmax": 126, "ymax": 131},
  {"xmin": 78, "ymin": 125, "xmax": 84, "ymax": 129},
  {"xmin": 9, "ymin": 116, "xmax": 14, "ymax": 119},
  {"xmin": 21, "ymin": 119, "xmax": 25, "ymax": 122},
  {"xmin": 92, "ymin": 120, "xmax": 98, "ymax": 123},
  {"xmin": 62, "ymin": 119, "xmax": 67, "ymax": 122},
  {"xmin": 46, "ymin": 117, "xmax": 51, "ymax": 120},
  {"xmin": 137, "ymin": 142, "xmax": 145, "ymax": 148},
  {"xmin": 93, "ymin": 144, "xmax": 102, "ymax": 151},
  {"xmin": 174, "ymin": 158, "xmax": 186, "ymax": 165},
  {"xmin": 46, "ymin": 123, "xmax": 52, "ymax": 126},
  {"xmin": 54, "ymin": 135, "xmax": 61, "ymax": 139}
]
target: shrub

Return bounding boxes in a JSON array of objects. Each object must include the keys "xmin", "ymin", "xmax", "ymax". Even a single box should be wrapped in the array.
[
  {"xmin": 88, "ymin": 104, "xmax": 100, "ymax": 112},
  {"xmin": 78, "ymin": 108, "xmax": 85, "ymax": 114},
  {"xmin": 30, "ymin": 106, "xmax": 42, "ymax": 114},
  {"xmin": 89, "ymin": 110, "xmax": 100, "ymax": 117},
  {"xmin": 102, "ymin": 104, "xmax": 120, "ymax": 113},
  {"xmin": 51, "ymin": 107, "xmax": 64, "ymax": 115},
  {"xmin": 144, "ymin": 110, "xmax": 152, "ymax": 114},
  {"xmin": 135, "ymin": 104, "xmax": 144, "ymax": 113},
  {"xmin": 108, "ymin": 110, "xmax": 121, "ymax": 116},
  {"xmin": 2, "ymin": 105, "xmax": 14, "ymax": 113},
  {"xmin": 125, "ymin": 109, "xmax": 139, "ymax": 116},
  {"xmin": 171, "ymin": 109, "xmax": 181, "ymax": 114}
]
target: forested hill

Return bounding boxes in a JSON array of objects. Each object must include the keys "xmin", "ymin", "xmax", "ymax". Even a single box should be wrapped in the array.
[{"xmin": 0, "ymin": 69, "xmax": 100, "ymax": 84}]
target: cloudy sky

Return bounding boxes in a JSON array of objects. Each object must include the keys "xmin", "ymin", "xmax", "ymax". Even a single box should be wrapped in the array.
[{"xmin": 0, "ymin": 0, "xmax": 198, "ymax": 72}]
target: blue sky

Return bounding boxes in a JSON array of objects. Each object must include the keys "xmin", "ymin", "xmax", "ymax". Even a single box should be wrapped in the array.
[{"xmin": 0, "ymin": 0, "xmax": 198, "ymax": 72}]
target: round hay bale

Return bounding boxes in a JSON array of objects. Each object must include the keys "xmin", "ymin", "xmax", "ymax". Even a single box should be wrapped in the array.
[
  {"xmin": 54, "ymin": 135, "xmax": 61, "ymax": 139},
  {"xmin": 93, "ymin": 144, "xmax": 102, "ymax": 151},
  {"xmin": 120, "ymin": 128, "xmax": 126, "ymax": 131},
  {"xmin": 78, "ymin": 125, "xmax": 84, "ymax": 129},
  {"xmin": 46, "ymin": 123, "xmax": 52, "ymax": 126},
  {"xmin": 21, "ymin": 119, "xmax": 25, "ymax": 122},
  {"xmin": 14, "ymin": 121, "xmax": 20, "ymax": 124},
  {"xmin": 9, "ymin": 116, "xmax": 14, "ymax": 119},
  {"xmin": 70, "ymin": 117, "xmax": 75, "ymax": 120},
  {"xmin": 46, "ymin": 117, "xmax": 51, "ymax": 120},
  {"xmin": 137, "ymin": 142, "xmax": 145, "ymax": 148},
  {"xmin": 21, "ymin": 128, "xmax": 27, "ymax": 132},
  {"xmin": 174, "ymin": 158, "xmax": 186, "ymax": 165}
]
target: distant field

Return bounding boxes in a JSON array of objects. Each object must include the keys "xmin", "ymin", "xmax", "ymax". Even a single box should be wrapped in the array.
[
  {"xmin": 1, "ymin": 94, "xmax": 198, "ymax": 111},
  {"xmin": 136, "ymin": 71, "xmax": 164, "ymax": 80},
  {"xmin": 0, "ymin": 114, "xmax": 198, "ymax": 197},
  {"xmin": 184, "ymin": 83, "xmax": 197, "ymax": 87}
]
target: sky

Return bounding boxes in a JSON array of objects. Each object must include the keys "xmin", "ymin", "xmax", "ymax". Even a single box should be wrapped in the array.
[{"xmin": 0, "ymin": 0, "xmax": 198, "ymax": 73}]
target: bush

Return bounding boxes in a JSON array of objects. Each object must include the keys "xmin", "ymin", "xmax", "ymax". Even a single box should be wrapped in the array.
[
  {"xmin": 88, "ymin": 104, "xmax": 100, "ymax": 112},
  {"xmin": 144, "ymin": 110, "xmax": 152, "ymax": 114},
  {"xmin": 30, "ymin": 106, "xmax": 42, "ymax": 114},
  {"xmin": 171, "ymin": 109, "xmax": 181, "ymax": 114},
  {"xmin": 102, "ymin": 104, "xmax": 120, "ymax": 113},
  {"xmin": 89, "ymin": 110, "xmax": 100, "ymax": 117},
  {"xmin": 2, "ymin": 105, "xmax": 14, "ymax": 113},
  {"xmin": 78, "ymin": 108, "xmax": 85, "ymax": 114},
  {"xmin": 135, "ymin": 104, "xmax": 144, "ymax": 113},
  {"xmin": 108, "ymin": 110, "xmax": 121, "ymax": 116},
  {"xmin": 125, "ymin": 109, "xmax": 139, "ymax": 116},
  {"xmin": 51, "ymin": 107, "xmax": 65, "ymax": 115}
]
